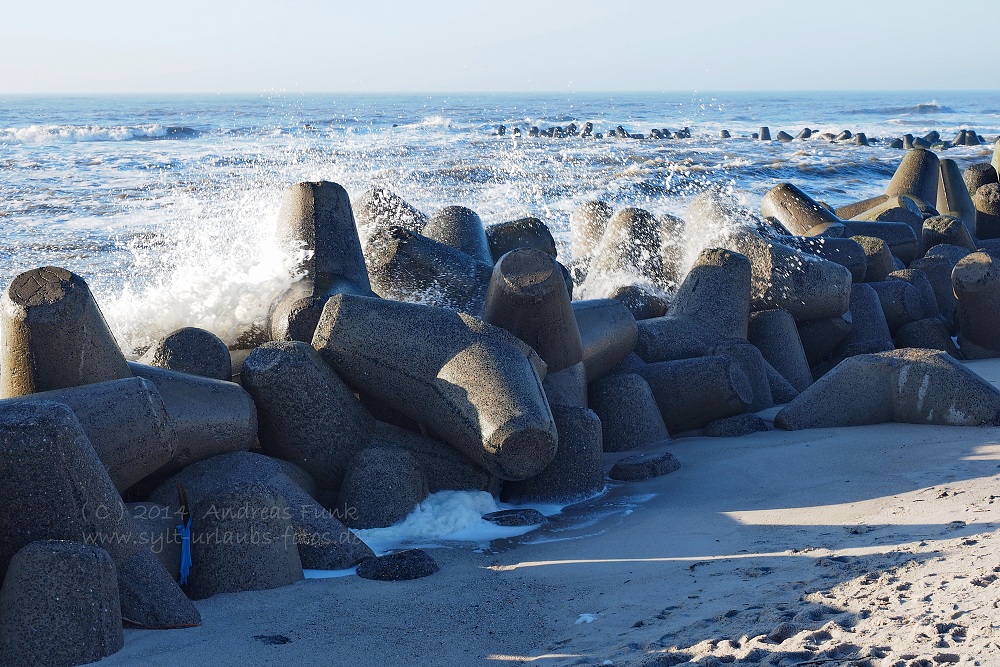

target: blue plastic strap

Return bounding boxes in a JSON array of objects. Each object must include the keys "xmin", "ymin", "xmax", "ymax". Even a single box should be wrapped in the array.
[{"xmin": 177, "ymin": 517, "xmax": 193, "ymax": 585}]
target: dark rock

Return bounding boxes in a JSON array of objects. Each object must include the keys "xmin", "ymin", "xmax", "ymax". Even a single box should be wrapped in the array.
[
  {"xmin": 356, "ymin": 549, "xmax": 439, "ymax": 581},
  {"xmin": 608, "ymin": 451, "xmax": 680, "ymax": 482}
]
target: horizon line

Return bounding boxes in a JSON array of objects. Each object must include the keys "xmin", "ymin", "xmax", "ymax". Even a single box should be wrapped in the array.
[{"xmin": 2, "ymin": 88, "xmax": 999, "ymax": 97}]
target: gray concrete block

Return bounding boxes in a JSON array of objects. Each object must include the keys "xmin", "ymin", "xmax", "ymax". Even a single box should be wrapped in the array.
[
  {"xmin": 139, "ymin": 327, "xmax": 232, "ymax": 381},
  {"xmin": 670, "ymin": 247, "xmax": 751, "ymax": 339},
  {"xmin": 937, "ymin": 159, "xmax": 977, "ymax": 236},
  {"xmin": 129, "ymin": 362, "xmax": 257, "ymax": 478},
  {"xmin": 127, "ymin": 503, "xmax": 181, "ymax": 579},
  {"xmin": 886, "ymin": 148, "xmax": 940, "ymax": 207},
  {"xmin": 312, "ymin": 294, "xmax": 556, "ymax": 480},
  {"xmin": 365, "ymin": 225, "xmax": 493, "ymax": 316},
  {"xmin": 910, "ymin": 244, "xmax": 971, "ymax": 331},
  {"xmin": 0, "ymin": 401, "xmax": 199, "ymax": 629},
  {"xmin": 775, "ymin": 349, "xmax": 1000, "ymax": 429},
  {"xmin": 423, "ymin": 205, "xmax": 493, "ymax": 265},
  {"xmin": 887, "ymin": 268, "xmax": 941, "ymax": 321},
  {"xmin": 337, "ymin": 447, "xmax": 428, "ymax": 529},
  {"xmin": 703, "ymin": 413, "xmax": 769, "ymax": 437},
  {"xmin": 760, "ymin": 183, "xmax": 842, "ymax": 236},
  {"xmin": 0, "ymin": 541, "xmax": 123, "ymax": 666},
  {"xmin": 609, "ymin": 284, "xmax": 669, "ymax": 321},
  {"xmin": 241, "ymin": 341, "xmax": 375, "ymax": 497},
  {"xmin": 843, "ymin": 221, "xmax": 919, "ymax": 266},
  {"xmin": 834, "ymin": 194, "xmax": 890, "ymax": 220},
  {"xmin": 187, "ymin": 484, "xmax": 303, "ymax": 600},
  {"xmin": 0, "ymin": 267, "xmax": 131, "ymax": 398},
  {"xmin": 371, "ymin": 421, "xmax": 500, "ymax": 495},
  {"xmin": 869, "ymin": 280, "xmax": 924, "ymax": 334},
  {"xmin": 583, "ymin": 207, "xmax": 665, "ymax": 297},
  {"xmin": 637, "ymin": 314, "xmax": 726, "ymax": 363},
  {"xmin": 832, "ymin": 283, "xmax": 894, "ymax": 359},
  {"xmin": 964, "ymin": 162, "xmax": 998, "ymax": 197},
  {"xmin": 851, "ymin": 235, "xmax": 896, "ymax": 282},
  {"xmin": 486, "ymin": 217, "xmax": 557, "ymax": 261},
  {"xmin": 796, "ymin": 313, "xmax": 853, "ymax": 366},
  {"xmin": 773, "ymin": 235, "xmax": 868, "ymax": 283},
  {"xmin": 953, "ymin": 251, "xmax": 1000, "ymax": 358},
  {"xmin": 709, "ymin": 340, "xmax": 774, "ymax": 411},
  {"xmin": 570, "ymin": 200, "xmax": 613, "ymax": 264},
  {"xmin": 923, "ymin": 215, "xmax": 977, "ymax": 253},
  {"xmin": 608, "ymin": 451, "xmax": 680, "ymax": 481},
  {"xmin": 149, "ymin": 451, "xmax": 373, "ymax": 570},
  {"xmin": 895, "ymin": 318, "xmax": 961, "ymax": 358},
  {"xmin": 727, "ymin": 230, "xmax": 852, "ymax": 320},
  {"xmin": 638, "ymin": 356, "xmax": 752, "ymax": 432},
  {"xmin": 974, "ymin": 183, "xmax": 1000, "ymax": 240},
  {"xmin": 748, "ymin": 309, "xmax": 813, "ymax": 392},
  {"xmin": 482, "ymin": 249, "xmax": 586, "ymax": 408},
  {"xmin": 354, "ymin": 186, "xmax": 428, "ymax": 245},
  {"xmin": 269, "ymin": 181, "xmax": 375, "ymax": 342},
  {"xmin": 356, "ymin": 549, "xmax": 438, "ymax": 581},
  {"xmin": 572, "ymin": 299, "xmax": 639, "ymax": 382},
  {"xmin": 501, "ymin": 406, "xmax": 604, "ymax": 504},
  {"xmin": 2, "ymin": 377, "xmax": 176, "ymax": 492},
  {"xmin": 588, "ymin": 373, "xmax": 670, "ymax": 452}
]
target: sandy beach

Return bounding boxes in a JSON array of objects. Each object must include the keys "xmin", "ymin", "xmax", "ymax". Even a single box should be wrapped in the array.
[{"xmin": 90, "ymin": 359, "xmax": 1000, "ymax": 667}]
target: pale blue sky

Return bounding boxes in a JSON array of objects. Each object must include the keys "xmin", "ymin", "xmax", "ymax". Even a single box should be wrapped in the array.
[{"xmin": 2, "ymin": 0, "xmax": 997, "ymax": 94}]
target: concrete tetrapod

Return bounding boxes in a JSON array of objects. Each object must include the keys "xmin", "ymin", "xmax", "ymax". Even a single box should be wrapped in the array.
[
  {"xmin": 953, "ymin": 251, "xmax": 1000, "ymax": 359},
  {"xmin": 128, "ymin": 362, "xmax": 257, "ymax": 478},
  {"xmin": 760, "ymin": 183, "xmax": 844, "ymax": 237},
  {"xmin": 138, "ymin": 326, "xmax": 232, "ymax": 381},
  {"xmin": 187, "ymin": 484, "xmax": 304, "ymax": 600},
  {"xmin": 149, "ymin": 451, "xmax": 373, "ymax": 570},
  {"xmin": 483, "ymin": 248, "xmax": 586, "ymax": 407},
  {"xmin": 365, "ymin": 225, "xmax": 493, "ymax": 316},
  {"xmin": 0, "ymin": 541, "xmax": 123, "ymax": 666},
  {"xmin": 572, "ymin": 299, "xmax": 639, "ymax": 383},
  {"xmin": 886, "ymin": 148, "xmax": 941, "ymax": 208},
  {"xmin": 937, "ymin": 158, "xmax": 977, "ymax": 236},
  {"xmin": 638, "ymin": 356, "xmax": 753, "ymax": 433},
  {"xmin": 570, "ymin": 200, "xmax": 614, "ymax": 264},
  {"xmin": 583, "ymin": 207, "xmax": 665, "ymax": 297},
  {"xmin": 0, "ymin": 266, "xmax": 131, "ymax": 398},
  {"xmin": 1, "ymin": 377, "xmax": 176, "ymax": 492},
  {"xmin": 588, "ymin": 373, "xmax": 671, "ymax": 452},
  {"xmin": 974, "ymin": 183, "xmax": 1000, "ymax": 240},
  {"xmin": 354, "ymin": 186, "xmax": 428, "ymax": 245},
  {"xmin": 485, "ymin": 217, "xmax": 557, "ymax": 262},
  {"xmin": 0, "ymin": 401, "xmax": 200, "ymax": 629},
  {"xmin": 337, "ymin": 447, "xmax": 429, "ymax": 529},
  {"xmin": 241, "ymin": 341, "xmax": 375, "ymax": 498},
  {"xmin": 312, "ymin": 294, "xmax": 557, "ymax": 481},
  {"xmin": 670, "ymin": 247, "xmax": 751, "ymax": 339},
  {"xmin": 775, "ymin": 349, "xmax": 1000, "ymax": 429},
  {"xmin": 964, "ymin": 163, "xmax": 998, "ymax": 197},
  {"xmin": 748, "ymin": 309, "xmax": 813, "ymax": 393},
  {"xmin": 268, "ymin": 181, "xmax": 376, "ymax": 342},
  {"xmin": 423, "ymin": 205, "xmax": 493, "ymax": 265}
]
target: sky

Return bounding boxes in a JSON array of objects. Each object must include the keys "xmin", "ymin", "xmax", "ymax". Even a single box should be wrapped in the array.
[{"xmin": 1, "ymin": 0, "xmax": 998, "ymax": 94}]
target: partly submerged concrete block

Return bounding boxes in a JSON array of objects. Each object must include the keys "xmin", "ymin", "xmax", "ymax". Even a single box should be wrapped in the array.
[
  {"xmin": 0, "ymin": 540, "xmax": 123, "ymax": 666},
  {"xmin": 583, "ymin": 207, "xmax": 665, "ymax": 297},
  {"xmin": 775, "ymin": 349, "xmax": 1000, "ymax": 429},
  {"xmin": 312, "ymin": 294, "xmax": 556, "ymax": 480},
  {"xmin": 1, "ymin": 267, "xmax": 131, "ymax": 398},
  {"xmin": 570, "ymin": 200, "xmax": 613, "ymax": 264},
  {"xmin": 354, "ymin": 186, "xmax": 428, "ymax": 245}
]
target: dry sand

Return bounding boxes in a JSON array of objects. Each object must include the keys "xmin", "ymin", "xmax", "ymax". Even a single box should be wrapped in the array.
[{"xmin": 96, "ymin": 359, "xmax": 1000, "ymax": 667}]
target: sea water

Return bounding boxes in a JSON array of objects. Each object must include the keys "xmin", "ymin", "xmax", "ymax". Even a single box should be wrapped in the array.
[{"xmin": 1, "ymin": 91, "xmax": 997, "ymax": 354}]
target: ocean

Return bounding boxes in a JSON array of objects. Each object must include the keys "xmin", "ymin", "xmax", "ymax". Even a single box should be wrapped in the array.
[{"xmin": 1, "ymin": 91, "xmax": 997, "ymax": 354}]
